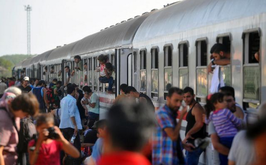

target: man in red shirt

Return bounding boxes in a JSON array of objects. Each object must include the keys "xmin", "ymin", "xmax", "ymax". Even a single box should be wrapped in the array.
[{"xmin": 97, "ymin": 100, "xmax": 156, "ymax": 165}]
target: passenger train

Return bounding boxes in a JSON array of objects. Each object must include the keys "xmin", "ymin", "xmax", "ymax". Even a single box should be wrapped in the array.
[{"xmin": 14, "ymin": 0, "xmax": 266, "ymax": 163}]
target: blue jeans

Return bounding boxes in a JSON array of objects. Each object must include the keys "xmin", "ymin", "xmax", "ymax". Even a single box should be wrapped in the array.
[
  {"xmin": 186, "ymin": 147, "xmax": 203, "ymax": 165},
  {"xmin": 99, "ymin": 76, "xmax": 113, "ymax": 91},
  {"xmin": 219, "ymin": 137, "xmax": 234, "ymax": 165}
]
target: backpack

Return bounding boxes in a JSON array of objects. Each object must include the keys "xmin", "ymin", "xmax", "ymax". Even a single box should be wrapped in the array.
[
  {"xmin": 46, "ymin": 87, "xmax": 55, "ymax": 105},
  {"xmin": 17, "ymin": 118, "xmax": 36, "ymax": 153}
]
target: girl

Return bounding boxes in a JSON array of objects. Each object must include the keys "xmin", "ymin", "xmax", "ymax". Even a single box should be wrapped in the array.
[
  {"xmin": 205, "ymin": 93, "xmax": 242, "ymax": 165},
  {"xmin": 97, "ymin": 55, "xmax": 113, "ymax": 94},
  {"xmin": 28, "ymin": 113, "xmax": 80, "ymax": 165}
]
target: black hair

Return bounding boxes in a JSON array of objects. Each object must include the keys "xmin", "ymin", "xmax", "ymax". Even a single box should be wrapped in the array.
[
  {"xmin": 210, "ymin": 43, "xmax": 229, "ymax": 54},
  {"xmin": 219, "ymin": 86, "xmax": 235, "ymax": 99},
  {"xmin": 53, "ymin": 78, "xmax": 58, "ymax": 82},
  {"xmin": 67, "ymin": 84, "xmax": 76, "ymax": 94},
  {"xmin": 204, "ymin": 93, "xmax": 224, "ymax": 118},
  {"xmin": 74, "ymin": 55, "xmax": 81, "ymax": 60},
  {"xmin": 56, "ymin": 81, "xmax": 62, "ymax": 86},
  {"xmin": 106, "ymin": 100, "xmax": 156, "ymax": 152},
  {"xmin": 168, "ymin": 87, "xmax": 183, "ymax": 98},
  {"xmin": 183, "ymin": 86, "xmax": 194, "ymax": 95},
  {"xmin": 51, "ymin": 66, "xmax": 54, "ymax": 69},
  {"xmin": 37, "ymin": 80, "xmax": 46, "ymax": 86},
  {"xmin": 84, "ymin": 63, "xmax": 87, "ymax": 65},
  {"xmin": 98, "ymin": 54, "xmax": 109, "ymax": 63},
  {"xmin": 119, "ymin": 84, "xmax": 128, "ymax": 93},
  {"xmin": 82, "ymin": 86, "xmax": 92, "ymax": 93},
  {"xmin": 64, "ymin": 66, "xmax": 70, "ymax": 69},
  {"xmin": 126, "ymin": 86, "xmax": 137, "ymax": 94},
  {"xmin": 94, "ymin": 119, "xmax": 107, "ymax": 129}
]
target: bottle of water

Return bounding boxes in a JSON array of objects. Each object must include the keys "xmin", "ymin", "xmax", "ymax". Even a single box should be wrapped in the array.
[{"xmin": 70, "ymin": 134, "xmax": 76, "ymax": 144}]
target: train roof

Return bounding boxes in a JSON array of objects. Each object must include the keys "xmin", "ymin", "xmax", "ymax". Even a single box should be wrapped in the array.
[
  {"xmin": 45, "ymin": 42, "xmax": 78, "ymax": 64},
  {"xmin": 71, "ymin": 12, "xmax": 150, "ymax": 56},
  {"xmin": 31, "ymin": 49, "xmax": 54, "ymax": 65},
  {"xmin": 133, "ymin": 0, "xmax": 266, "ymax": 45}
]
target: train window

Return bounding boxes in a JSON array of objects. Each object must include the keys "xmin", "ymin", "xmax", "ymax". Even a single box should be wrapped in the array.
[
  {"xmin": 242, "ymin": 31, "xmax": 260, "ymax": 104},
  {"xmin": 111, "ymin": 54, "xmax": 115, "ymax": 65},
  {"xmin": 196, "ymin": 40, "xmax": 208, "ymax": 101},
  {"xmin": 216, "ymin": 35, "xmax": 232, "ymax": 86},
  {"xmin": 132, "ymin": 51, "xmax": 138, "ymax": 87},
  {"xmin": 164, "ymin": 46, "xmax": 172, "ymax": 99},
  {"xmin": 140, "ymin": 50, "xmax": 147, "ymax": 93},
  {"xmin": 88, "ymin": 58, "xmax": 92, "ymax": 86},
  {"xmin": 178, "ymin": 43, "xmax": 189, "ymax": 89},
  {"xmin": 151, "ymin": 48, "xmax": 159, "ymax": 99},
  {"xmin": 93, "ymin": 57, "xmax": 98, "ymax": 91}
]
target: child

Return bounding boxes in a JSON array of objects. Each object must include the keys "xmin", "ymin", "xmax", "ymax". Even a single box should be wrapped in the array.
[
  {"xmin": 97, "ymin": 55, "xmax": 113, "ymax": 94},
  {"xmin": 28, "ymin": 113, "xmax": 80, "ymax": 165},
  {"xmin": 205, "ymin": 93, "xmax": 242, "ymax": 165}
]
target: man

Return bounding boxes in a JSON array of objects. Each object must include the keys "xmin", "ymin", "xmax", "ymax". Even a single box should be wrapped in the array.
[
  {"xmin": 59, "ymin": 84, "xmax": 82, "ymax": 164},
  {"xmin": 208, "ymin": 43, "xmax": 230, "ymax": 74},
  {"xmin": 208, "ymin": 43, "xmax": 230, "ymax": 93},
  {"xmin": 18, "ymin": 76, "xmax": 32, "ymax": 93},
  {"xmin": 114, "ymin": 84, "xmax": 128, "ymax": 103},
  {"xmin": 98, "ymin": 100, "xmax": 156, "ymax": 165},
  {"xmin": 84, "ymin": 120, "xmax": 107, "ymax": 165},
  {"xmin": 208, "ymin": 91, "xmax": 244, "ymax": 165},
  {"xmin": 71, "ymin": 55, "xmax": 83, "ymax": 76},
  {"xmin": 30, "ymin": 80, "xmax": 49, "ymax": 113},
  {"xmin": 0, "ymin": 78, "xmax": 7, "ymax": 98},
  {"xmin": 64, "ymin": 66, "xmax": 71, "ymax": 86},
  {"xmin": 183, "ymin": 87, "xmax": 206, "ymax": 165},
  {"xmin": 219, "ymin": 86, "xmax": 245, "ymax": 120},
  {"xmin": 81, "ymin": 86, "xmax": 99, "ymax": 122},
  {"xmin": 152, "ymin": 87, "xmax": 194, "ymax": 165},
  {"xmin": 126, "ymin": 86, "xmax": 154, "ymax": 110}
]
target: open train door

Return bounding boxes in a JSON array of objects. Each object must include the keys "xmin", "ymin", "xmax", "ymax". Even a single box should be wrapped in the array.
[{"xmin": 115, "ymin": 48, "xmax": 133, "ymax": 95}]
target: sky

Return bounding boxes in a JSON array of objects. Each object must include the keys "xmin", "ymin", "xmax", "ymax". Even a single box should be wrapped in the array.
[{"xmin": 0, "ymin": 0, "xmax": 176, "ymax": 56}]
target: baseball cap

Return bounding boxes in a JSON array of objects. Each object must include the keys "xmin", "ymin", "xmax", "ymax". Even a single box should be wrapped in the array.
[{"xmin": 23, "ymin": 76, "xmax": 30, "ymax": 81}]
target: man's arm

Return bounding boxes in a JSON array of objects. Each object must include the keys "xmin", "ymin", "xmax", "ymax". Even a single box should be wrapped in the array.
[
  {"xmin": 228, "ymin": 160, "xmax": 236, "ymax": 165},
  {"xmin": 234, "ymin": 106, "xmax": 244, "ymax": 119},
  {"xmin": 208, "ymin": 58, "xmax": 230, "ymax": 73},
  {"xmin": 164, "ymin": 108, "xmax": 187, "ymax": 141},
  {"xmin": 43, "ymin": 88, "xmax": 49, "ymax": 108},
  {"xmin": 183, "ymin": 105, "xmax": 204, "ymax": 142},
  {"xmin": 211, "ymin": 133, "xmax": 229, "ymax": 155}
]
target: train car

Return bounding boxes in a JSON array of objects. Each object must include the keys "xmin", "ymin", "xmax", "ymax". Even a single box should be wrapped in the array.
[
  {"xmin": 66, "ymin": 12, "xmax": 152, "ymax": 118},
  {"xmin": 131, "ymin": 0, "xmax": 266, "ymax": 164}
]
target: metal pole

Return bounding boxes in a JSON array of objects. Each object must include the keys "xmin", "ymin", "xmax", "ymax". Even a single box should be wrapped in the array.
[{"xmin": 24, "ymin": 5, "xmax": 32, "ymax": 55}]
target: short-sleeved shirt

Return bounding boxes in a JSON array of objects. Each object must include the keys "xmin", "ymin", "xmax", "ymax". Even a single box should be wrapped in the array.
[
  {"xmin": 28, "ymin": 139, "xmax": 62, "ymax": 165},
  {"xmin": 152, "ymin": 105, "xmax": 178, "ymax": 165},
  {"xmin": 18, "ymin": 85, "xmax": 32, "ymax": 93},
  {"xmin": 0, "ymin": 107, "xmax": 20, "ymax": 165},
  {"xmin": 86, "ymin": 93, "xmax": 99, "ymax": 114},
  {"xmin": 228, "ymin": 130, "xmax": 255, "ymax": 165},
  {"xmin": 91, "ymin": 138, "xmax": 103, "ymax": 161}
]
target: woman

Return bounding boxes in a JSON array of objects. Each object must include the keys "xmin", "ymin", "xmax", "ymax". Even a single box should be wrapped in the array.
[{"xmin": 0, "ymin": 88, "xmax": 39, "ymax": 165}]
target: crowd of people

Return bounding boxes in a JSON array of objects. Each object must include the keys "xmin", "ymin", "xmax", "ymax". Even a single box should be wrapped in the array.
[{"xmin": 0, "ymin": 44, "xmax": 264, "ymax": 165}]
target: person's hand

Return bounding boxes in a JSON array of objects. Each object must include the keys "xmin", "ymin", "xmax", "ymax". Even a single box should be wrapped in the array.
[
  {"xmin": 74, "ymin": 126, "xmax": 78, "ymax": 136},
  {"xmin": 85, "ymin": 111, "xmax": 89, "ymax": 117},
  {"xmin": 182, "ymin": 134, "xmax": 194, "ymax": 144},
  {"xmin": 207, "ymin": 62, "xmax": 213, "ymax": 74},
  {"xmin": 183, "ymin": 142, "xmax": 195, "ymax": 152},
  {"xmin": 39, "ymin": 128, "xmax": 49, "ymax": 142}
]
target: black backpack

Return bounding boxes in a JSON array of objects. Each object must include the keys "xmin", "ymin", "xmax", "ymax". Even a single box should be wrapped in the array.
[{"xmin": 17, "ymin": 118, "xmax": 36, "ymax": 153}]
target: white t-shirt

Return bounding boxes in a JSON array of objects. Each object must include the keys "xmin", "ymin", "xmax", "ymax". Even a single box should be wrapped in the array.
[{"xmin": 228, "ymin": 130, "xmax": 255, "ymax": 165}]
